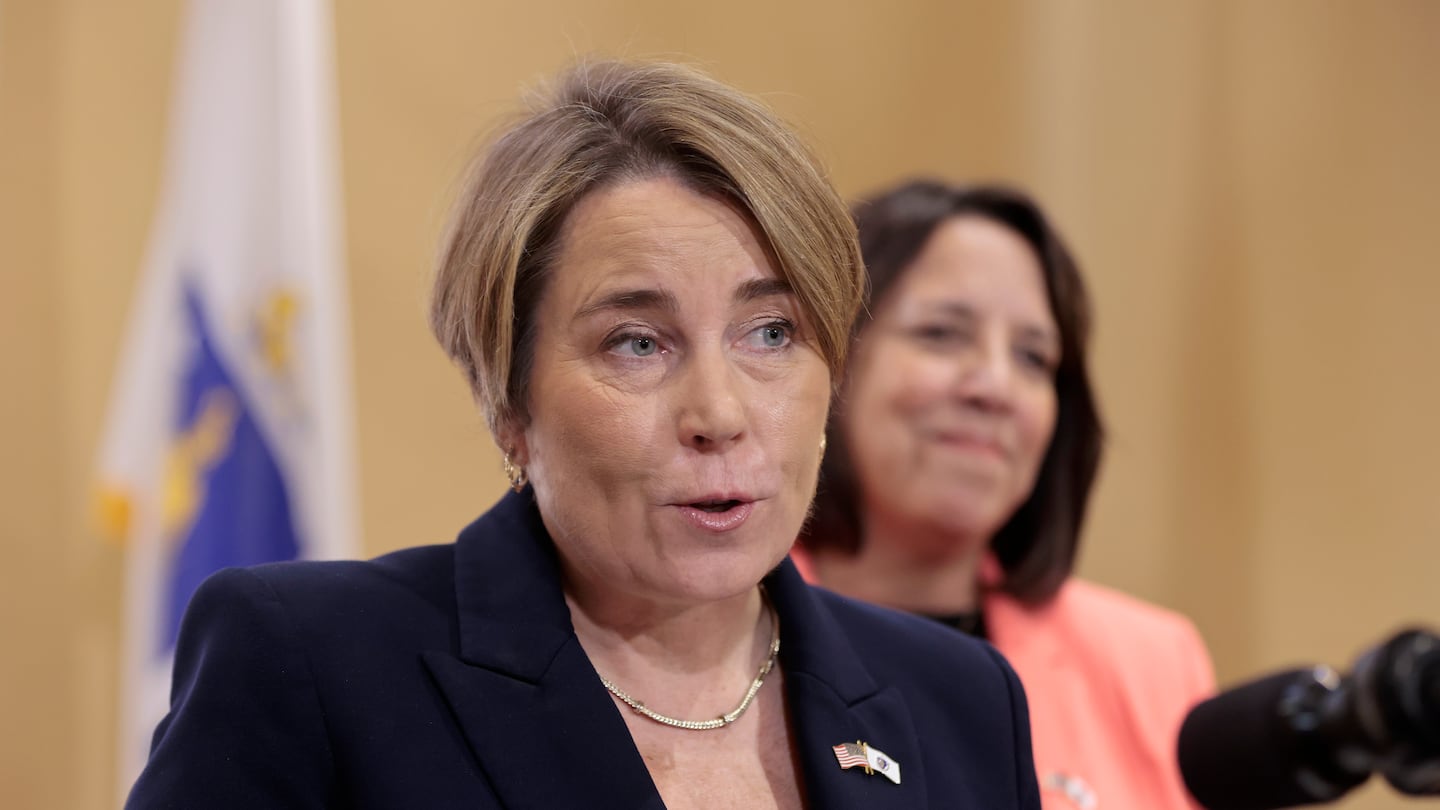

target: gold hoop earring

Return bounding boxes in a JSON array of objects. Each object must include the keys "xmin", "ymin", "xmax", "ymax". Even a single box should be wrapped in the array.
[{"xmin": 502, "ymin": 453, "xmax": 527, "ymax": 493}]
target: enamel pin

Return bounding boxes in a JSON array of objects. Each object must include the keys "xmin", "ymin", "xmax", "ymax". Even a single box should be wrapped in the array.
[
  {"xmin": 832, "ymin": 740, "xmax": 902, "ymax": 785},
  {"xmin": 1042, "ymin": 771, "xmax": 1097, "ymax": 809}
]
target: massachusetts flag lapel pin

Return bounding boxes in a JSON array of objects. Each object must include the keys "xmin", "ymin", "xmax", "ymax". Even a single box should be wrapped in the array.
[{"xmin": 832, "ymin": 740, "xmax": 902, "ymax": 785}]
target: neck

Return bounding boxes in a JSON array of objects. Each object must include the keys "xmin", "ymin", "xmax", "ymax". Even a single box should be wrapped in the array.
[
  {"xmin": 813, "ymin": 510, "xmax": 988, "ymax": 615},
  {"xmin": 563, "ymin": 574, "xmax": 773, "ymax": 721},
  {"xmin": 565, "ymin": 581, "xmax": 766, "ymax": 669}
]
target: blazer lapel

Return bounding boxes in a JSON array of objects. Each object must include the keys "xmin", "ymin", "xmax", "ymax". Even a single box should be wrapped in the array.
[
  {"xmin": 768, "ymin": 561, "xmax": 928, "ymax": 810},
  {"xmin": 420, "ymin": 489, "xmax": 664, "ymax": 810},
  {"xmin": 421, "ymin": 491, "xmax": 929, "ymax": 809}
]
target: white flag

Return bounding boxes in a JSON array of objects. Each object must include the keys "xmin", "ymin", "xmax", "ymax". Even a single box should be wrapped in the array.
[
  {"xmin": 96, "ymin": 0, "xmax": 358, "ymax": 793},
  {"xmin": 865, "ymin": 743, "xmax": 901, "ymax": 785}
]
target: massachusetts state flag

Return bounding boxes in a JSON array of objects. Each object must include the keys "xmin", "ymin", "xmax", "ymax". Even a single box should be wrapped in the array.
[{"xmin": 96, "ymin": 0, "xmax": 358, "ymax": 792}]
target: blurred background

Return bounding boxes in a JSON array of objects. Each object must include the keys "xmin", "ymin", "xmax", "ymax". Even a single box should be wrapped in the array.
[{"xmin": 2, "ymin": 1, "xmax": 1438, "ymax": 807}]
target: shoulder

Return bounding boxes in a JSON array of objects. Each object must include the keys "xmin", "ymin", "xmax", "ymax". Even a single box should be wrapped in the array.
[
  {"xmin": 133, "ymin": 546, "xmax": 461, "ymax": 806},
  {"xmin": 188, "ymin": 542, "xmax": 459, "ymax": 655},
  {"xmin": 1050, "ymin": 578, "xmax": 1204, "ymax": 644},
  {"xmin": 1052, "ymin": 579, "xmax": 1210, "ymax": 670},
  {"xmin": 991, "ymin": 578, "xmax": 1215, "ymax": 704},
  {"xmin": 237, "ymin": 543, "xmax": 456, "ymax": 605}
]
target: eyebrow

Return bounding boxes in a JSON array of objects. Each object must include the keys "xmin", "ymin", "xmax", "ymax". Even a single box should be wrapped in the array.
[
  {"xmin": 574, "ymin": 278, "xmax": 795, "ymax": 320},
  {"xmin": 733, "ymin": 278, "xmax": 794, "ymax": 304},
  {"xmin": 574, "ymin": 288, "xmax": 681, "ymax": 320}
]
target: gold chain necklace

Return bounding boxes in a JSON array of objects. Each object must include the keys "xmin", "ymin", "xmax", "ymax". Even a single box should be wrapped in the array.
[{"xmin": 598, "ymin": 591, "xmax": 781, "ymax": 731}]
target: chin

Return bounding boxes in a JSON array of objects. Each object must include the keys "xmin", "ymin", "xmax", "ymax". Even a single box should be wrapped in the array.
[
  {"xmin": 918, "ymin": 493, "xmax": 1012, "ymax": 539},
  {"xmin": 662, "ymin": 540, "xmax": 789, "ymax": 602},
  {"xmin": 663, "ymin": 567, "xmax": 767, "ymax": 605}
]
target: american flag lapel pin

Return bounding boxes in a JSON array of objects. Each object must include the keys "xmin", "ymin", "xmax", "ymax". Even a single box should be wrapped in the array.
[{"xmin": 832, "ymin": 740, "xmax": 902, "ymax": 785}]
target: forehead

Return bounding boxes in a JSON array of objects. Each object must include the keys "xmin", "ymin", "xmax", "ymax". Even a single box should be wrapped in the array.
[
  {"xmin": 885, "ymin": 216, "xmax": 1054, "ymax": 321},
  {"xmin": 549, "ymin": 176, "xmax": 780, "ymax": 296}
]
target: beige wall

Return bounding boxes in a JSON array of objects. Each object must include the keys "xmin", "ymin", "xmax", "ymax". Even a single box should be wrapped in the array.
[{"xmin": 3, "ymin": 1, "xmax": 1438, "ymax": 807}]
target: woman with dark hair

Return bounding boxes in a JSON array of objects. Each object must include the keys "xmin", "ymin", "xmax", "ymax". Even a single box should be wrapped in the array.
[{"xmin": 797, "ymin": 179, "xmax": 1213, "ymax": 810}]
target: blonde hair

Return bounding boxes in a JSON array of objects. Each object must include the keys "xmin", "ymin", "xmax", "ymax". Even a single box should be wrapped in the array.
[{"xmin": 429, "ymin": 59, "xmax": 863, "ymax": 435}]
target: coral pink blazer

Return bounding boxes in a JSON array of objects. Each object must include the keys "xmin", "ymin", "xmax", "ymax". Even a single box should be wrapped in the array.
[{"xmin": 790, "ymin": 549, "xmax": 1214, "ymax": 810}]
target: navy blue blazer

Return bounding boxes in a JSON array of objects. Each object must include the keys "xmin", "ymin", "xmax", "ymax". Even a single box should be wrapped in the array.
[{"xmin": 128, "ymin": 489, "xmax": 1041, "ymax": 809}]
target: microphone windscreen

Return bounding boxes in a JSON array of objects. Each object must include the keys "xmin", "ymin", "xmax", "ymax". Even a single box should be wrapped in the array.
[{"xmin": 1178, "ymin": 668, "xmax": 1366, "ymax": 810}]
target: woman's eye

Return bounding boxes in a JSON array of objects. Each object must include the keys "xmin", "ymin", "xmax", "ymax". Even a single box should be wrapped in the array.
[
  {"xmin": 1019, "ymin": 348, "xmax": 1065, "ymax": 377},
  {"xmin": 745, "ymin": 321, "xmax": 792, "ymax": 349},
  {"xmin": 910, "ymin": 324, "xmax": 968, "ymax": 346},
  {"xmin": 1015, "ymin": 346, "xmax": 1058, "ymax": 374},
  {"xmin": 610, "ymin": 333, "xmax": 661, "ymax": 357}
]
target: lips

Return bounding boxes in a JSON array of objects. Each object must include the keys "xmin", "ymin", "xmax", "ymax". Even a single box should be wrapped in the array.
[
  {"xmin": 672, "ymin": 493, "xmax": 757, "ymax": 533},
  {"xmin": 931, "ymin": 430, "xmax": 1008, "ymax": 458}
]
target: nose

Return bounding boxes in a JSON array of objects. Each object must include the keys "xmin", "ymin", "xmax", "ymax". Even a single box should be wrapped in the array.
[
  {"xmin": 675, "ymin": 349, "xmax": 748, "ymax": 452},
  {"xmin": 951, "ymin": 334, "xmax": 1015, "ymax": 414}
]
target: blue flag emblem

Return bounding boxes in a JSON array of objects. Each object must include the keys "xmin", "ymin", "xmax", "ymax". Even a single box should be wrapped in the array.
[{"xmin": 160, "ymin": 284, "xmax": 300, "ymax": 653}]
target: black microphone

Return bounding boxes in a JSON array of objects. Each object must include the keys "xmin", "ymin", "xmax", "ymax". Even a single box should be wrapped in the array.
[{"xmin": 1178, "ymin": 627, "xmax": 1440, "ymax": 809}]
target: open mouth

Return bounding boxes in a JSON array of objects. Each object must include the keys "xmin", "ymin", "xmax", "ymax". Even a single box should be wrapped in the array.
[
  {"xmin": 676, "ymin": 498, "xmax": 755, "ymax": 532},
  {"xmin": 691, "ymin": 499, "xmax": 745, "ymax": 513}
]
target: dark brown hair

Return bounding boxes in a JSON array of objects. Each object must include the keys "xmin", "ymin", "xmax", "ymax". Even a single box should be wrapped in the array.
[{"xmin": 800, "ymin": 180, "xmax": 1104, "ymax": 605}]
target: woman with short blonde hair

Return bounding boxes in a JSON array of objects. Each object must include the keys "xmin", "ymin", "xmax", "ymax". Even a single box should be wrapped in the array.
[
  {"xmin": 128, "ymin": 61, "xmax": 1042, "ymax": 810},
  {"xmin": 431, "ymin": 60, "xmax": 862, "ymax": 432}
]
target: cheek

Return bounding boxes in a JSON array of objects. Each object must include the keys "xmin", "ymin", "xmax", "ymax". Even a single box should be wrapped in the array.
[
  {"xmin": 1016, "ymin": 387, "xmax": 1059, "ymax": 474},
  {"xmin": 525, "ymin": 370, "xmax": 664, "ymax": 493},
  {"xmin": 842, "ymin": 384, "xmax": 912, "ymax": 495},
  {"xmin": 845, "ymin": 349, "xmax": 952, "ymax": 446},
  {"xmin": 763, "ymin": 359, "xmax": 832, "ymax": 466}
]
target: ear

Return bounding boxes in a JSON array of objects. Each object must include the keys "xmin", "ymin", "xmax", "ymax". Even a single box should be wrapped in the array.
[{"xmin": 494, "ymin": 418, "xmax": 530, "ymax": 467}]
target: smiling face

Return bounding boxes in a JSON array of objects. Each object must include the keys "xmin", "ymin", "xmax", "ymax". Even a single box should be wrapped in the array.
[
  {"xmin": 506, "ymin": 175, "xmax": 832, "ymax": 608},
  {"xmin": 843, "ymin": 215, "xmax": 1060, "ymax": 558}
]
